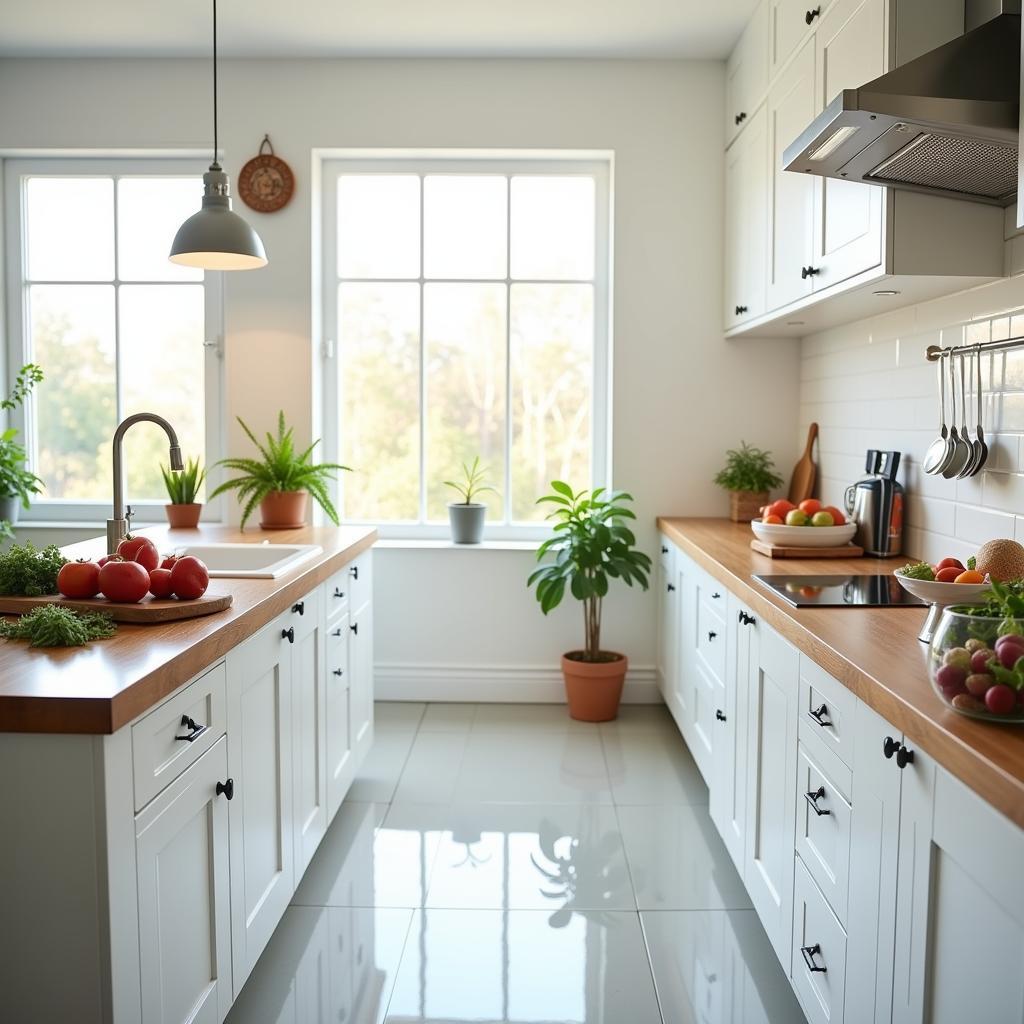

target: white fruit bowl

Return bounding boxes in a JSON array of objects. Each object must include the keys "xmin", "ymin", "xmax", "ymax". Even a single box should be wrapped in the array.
[
  {"xmin": 893, "ymin": 572, "xmax": 993, "ymax": 644},
  {"xmin": 750, "ymin": 521, "xmax": 857, "ymax": 548}
]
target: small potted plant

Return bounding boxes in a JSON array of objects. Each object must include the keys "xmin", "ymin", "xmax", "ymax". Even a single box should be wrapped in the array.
[
  {"xmin": 0, "ymin": 364, "xmax": 45, "ymax": 526},
  {"xmin": 161, "ymin": 457, "xmax": 206, "ymax": 528},
  {"xmin": 444, "ymin": 456, "xmax": 497, "ymax": 544},
  {"xmin": 211, "ymin": 411, "xmax": 350, "ymax": 530},
  {"xmin": 527, "ymin": 482, "xmax": 651, "ymax": 721},
  {"xmin": 714, "ymin": 441, "xmax": 783, "ymax": 522}
]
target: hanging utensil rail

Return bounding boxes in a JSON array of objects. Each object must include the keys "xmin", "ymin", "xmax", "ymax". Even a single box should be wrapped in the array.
[{"xmin": 926, "ymin": 336, "xmax": 1024, "ymax": 361}]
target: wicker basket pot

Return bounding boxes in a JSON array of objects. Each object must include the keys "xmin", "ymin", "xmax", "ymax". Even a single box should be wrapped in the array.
[{"xmin": 729, "ymin": 490, "xmax": 769, "ymax": 523}]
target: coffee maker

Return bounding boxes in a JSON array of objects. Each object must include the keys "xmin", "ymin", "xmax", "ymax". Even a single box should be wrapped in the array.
[{"xmin": 844, "ymin": 450, "xmax": 904, "ymax": 557}]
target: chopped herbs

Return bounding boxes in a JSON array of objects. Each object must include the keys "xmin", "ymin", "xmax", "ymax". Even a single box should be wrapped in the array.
[
  {"xmin": 0, "ymin": 605, "xmax": 116, "ymax": 647},
  {"xmin": 896, "ymin": 561, "xmax": 935, "ymax": 581},
  {"xmin": 0, "ymin": 541, "xmax": 68, "ymax": 596}
]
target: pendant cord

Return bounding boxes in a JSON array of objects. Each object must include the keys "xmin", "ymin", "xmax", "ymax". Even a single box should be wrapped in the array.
[{"xmin": 212, "ymin": 0, "xmax": 219, "ymax": 169}]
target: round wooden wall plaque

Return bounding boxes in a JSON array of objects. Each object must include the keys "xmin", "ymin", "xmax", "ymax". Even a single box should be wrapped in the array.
[{"xmin": 238, "ymin": 135, "xmax": 294, "ymax": 213}]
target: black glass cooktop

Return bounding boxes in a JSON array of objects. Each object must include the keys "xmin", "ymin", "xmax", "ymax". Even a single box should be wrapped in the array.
[{"xmin": 753, "ymin": 574, "xmax": 927, "ymax": 608}]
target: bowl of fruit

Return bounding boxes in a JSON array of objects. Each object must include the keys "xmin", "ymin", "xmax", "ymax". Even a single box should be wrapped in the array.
[{"xmin": 750, "ymin": 498, "xmax": 857, "ymax": 548}]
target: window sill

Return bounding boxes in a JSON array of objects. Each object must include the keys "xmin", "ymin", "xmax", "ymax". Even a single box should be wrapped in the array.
[{"xmin": 374, "ymin": 538, "xmax": 543, "ymax": 552}]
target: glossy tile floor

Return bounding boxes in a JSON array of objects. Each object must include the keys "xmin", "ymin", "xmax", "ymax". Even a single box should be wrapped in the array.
[{"xmin": 227, "ymin": 702, "xmax": 807, "ymax": 1024}]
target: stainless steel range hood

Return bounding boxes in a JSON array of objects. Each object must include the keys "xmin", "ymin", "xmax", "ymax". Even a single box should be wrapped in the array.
[{"xmin": 783, "ymin": 0, "xmax": 1020, "ymax": 206}]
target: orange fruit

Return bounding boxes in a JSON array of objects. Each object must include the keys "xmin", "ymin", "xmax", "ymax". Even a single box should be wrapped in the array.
[
  {"xmin": 954, "ymin": 570, "xmax": 985, "ymax": 584},
  {"xmin": 823, "ymin": 505, "xmax": 846, "ymax": 526},
  {"xmin": 762, "ymin": 514, "xmax": 784, "ymax": 524},
  {"xmin": 768, "ymin": 499, "xmax": 796, "ymax": 519},
  {"xmin": 798, "ymin": 499, "xmax": 822, "ymax": 516}
]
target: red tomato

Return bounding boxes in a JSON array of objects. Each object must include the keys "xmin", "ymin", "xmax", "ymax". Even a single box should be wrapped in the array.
[
  {"xmin": 169, "ymin": 556, "xmax": 210, "ymax": 600},
  {"xmin": 159, "ymin": 554, "xmax": 179, "ymax": 570},
  {"xmin": 935, "ymin": 557, "xmax": 965, "ymax": 573},
  {"xmin": 117, "ymin": 535, "xmax": 160, "ymax": 573},
  {"xmin": 98, "ymin": 558, "xmax": 151, "ymax": 603},
  {"xmin": 148, "ymin": 567, "xmax": 175, "ymax": 599},
  {"xmin": 57, "ymin": 559, "xmax": 101, "ymax": 599},
  {"xmin": 97, "ymin": 555, "xmax": 112, "ymax": 567},
  {"xmin": 798, "ymin": 499, "xmax": 822, "ymax": 516},
  {"xmin": 768, "ymin": 499, "xmax": 796, "ymax": 519},
  {"xmin": 935, "ymin": 566, "xmax": 962, "ymax": 583},
  {"xmin": 822, "ymin": 505, "xmax": 846, "ymax": 526}
]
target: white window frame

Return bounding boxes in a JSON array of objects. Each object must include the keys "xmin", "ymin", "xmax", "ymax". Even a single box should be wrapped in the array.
[
  {"xmin": 2, "ymin": 156, "xmax": 225, "ymax": 524},
  {"xmin": 318, "ymin": 150, "xmax": 613, "ymax": 540}
]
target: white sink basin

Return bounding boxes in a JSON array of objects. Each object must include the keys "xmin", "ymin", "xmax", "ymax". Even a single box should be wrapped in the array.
[{"xmin": 172, "ymin": 542, "xmax": 323, "ymax": 579}]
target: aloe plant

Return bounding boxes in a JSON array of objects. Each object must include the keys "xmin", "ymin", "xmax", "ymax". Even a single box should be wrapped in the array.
[
  {"xmin": 210, "ymin": 412, "xmax": 350, "ymax": 529},
  {"xmin": 444, "ymin": 456, "xmax": 498, "ymax": 505},
  {"xmin": 161, "ymin": 458, "xmax": 206, "ymax": 505}
]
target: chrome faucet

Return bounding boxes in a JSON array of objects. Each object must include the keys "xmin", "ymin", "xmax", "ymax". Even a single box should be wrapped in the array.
[{"xmin": 106, "ymin": 413, "xmax": 184, "ymax": 553}]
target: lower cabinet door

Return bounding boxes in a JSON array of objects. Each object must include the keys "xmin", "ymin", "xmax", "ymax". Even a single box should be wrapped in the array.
[
  {"xmin": 226, "ymin": 615, "xmax": 295, "ymax": 995},
  {"xmin": 349, "ymin": 601, "xmax": 374, "ymax": 763},
  {"xmin": 791, "ymin": 856, "xmax": 848, "ymax": 1024},
  {"xmin": 136, "ymin": 736, "xmax": 232, "ymax": 1024},
  {"xmin": 326, "ymin": 610, "xmax": 354, "ymax": 820}
]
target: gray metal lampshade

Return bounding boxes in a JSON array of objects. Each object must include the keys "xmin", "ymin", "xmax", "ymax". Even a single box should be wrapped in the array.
[{"xmin": 169, "ymin": 167, "xmax": 267, "ymax": 271}]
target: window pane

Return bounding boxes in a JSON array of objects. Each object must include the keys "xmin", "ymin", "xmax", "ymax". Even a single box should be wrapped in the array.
[
  {"xmin": 510, "ymin": 284, "xmax": 593, "ymax": 521},
  {"xmin": 337, "ymin": 175, "xmax": 420, "ymax": 279},
  {"xmin": 510, "ymin": 176, "xmax": 596, "ymax": 280},
  {"xmin": 26, "ymin": 177, "xmax": 114, "ymax": 281},
  {"xmin": 339, "ymin": 283, "xmax": 420, "ymax": 520},
  {"xmin": 120, "ymin": 285, "xmax": 206, "ymax": 500},
  {"xmin": 117, "ymin": 178, "xmax": 203, "ymax": 282},
  {"xmin": 29, "ymin": 284, "xmax": 116, "ymax": 500},
  {"xmin": 423, "ymin": 175, "xmax": 507, "ymax": 279},
  {"xmin": 424, "ymin": 283, "xmax": 507, "ymax": 521}
]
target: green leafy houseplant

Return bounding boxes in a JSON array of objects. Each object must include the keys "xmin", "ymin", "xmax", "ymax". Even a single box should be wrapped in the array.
[
  {"xmin": 713, "ymin": 442, "xmax": 784, "ymax": 494},
  {"xmin": 161, "ymin": 458, "xmax": 206, "ymax": 505},
  {"xmin": 0, "ymin": 365, "xmax": 45, "ymax": 516},
  {"xmin": 528, "ymin": 483, "xmax": 652, "ymax": 663},
  {"xmin": 444, "ymin": 456, "xmax": 498, "ymax": 505},
  {"xmin": 211, "ymin": 412, "xmax": 350, "ymax": 530}
]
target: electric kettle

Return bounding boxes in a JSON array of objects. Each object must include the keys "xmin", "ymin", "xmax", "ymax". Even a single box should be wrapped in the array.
[{"xmin": 844, "ymin": 450, "xmax": 904, "ymax": 557}]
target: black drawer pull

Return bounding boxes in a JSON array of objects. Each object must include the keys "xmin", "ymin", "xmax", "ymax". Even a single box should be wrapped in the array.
[
  {"xmin": 738, "ymin": 610, "xmax": 756, "ymax": 626},
  {"xmin": 715, "ymin": 709, "xmax": 726, "ymax": 722},
  {"xmin": 735, "ymin": 305, "xmax": 748, "ymax": 316},
  {"xmin": 282, "ymin": 627, "xmax": 295, "ymax": 644},
  {"xmin": 174, "ymin": 714, "xmax": 208, "ymax": 743},
  {"xmin": 807, "ymin": 703, "xmax": 832, "ymax": 728},
  {"xmin": 707, "ymin": 631, "xmax": 717, "ymax": 641},
  {"xmin": 711, "ymin": 592, "xmax": 721, "ymax": 599},
  {"xmin": 896, "ymin": 744, "xmax": 915, "ymax": 769},
  {"xmin": 291, "ymin": 601, "xmax": 304, "ymax": 615},
  {"xmin": 332, "ymin": 668, "xmax": 344, "ymax": 677},
  {"xmin": 882, "ymin": 735, "xmax": 899, "ymax": 760},
  {"xmin": 801, "ymin": 265, "xmax": 820, "ymax": 280},
  {"xmin": 667, "ymin": 583, "xmax": 676, "ymax": 593},
  {"xmin": 350, "ymin": 623, "xmax": 358, "ymax": 635},
  {"xmin": 800, "ymin": 943, "xmax": 826, "ymax": 973},
  {"xmin": 333, "ymin": 587, "xmax": 345, "ymax": 599},
  {"xmin": 661, "ymin": 545, "xmax": 668, "ymax": 554},
  {"xmin": 332, "ymin": 628, "xmax": 343, "ymax": 637},
  {"xmin": 350, "ymin": 565, "xmax": 359, "ymax": 580},
  {"xmin": 805, "ymin": 5, "xmax": 821, "ymax": 24},
  {"xmin": 734, "ymin": 111, "xmax": 747, "ymax": 125},
  {"xmin": 216, "ymin": 778, "xmax": 234, "ymax": 801},
  {"xmin": 804, "ymin": 786, "xmax": 831, "ymax": 816}
]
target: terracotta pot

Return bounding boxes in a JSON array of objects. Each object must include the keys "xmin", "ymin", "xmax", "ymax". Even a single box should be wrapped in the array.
[
  {"xmin": 165, "ymin": 503, "xmax": 202, "ymax": 529},
  {"xmin": 729, "ymin": 489, "xmax": 769, "ymax": 523},
  {"xmin": 560, "ymin": 652, "xmax": 628, "ymax": 722},
  {"xmin": 259, "ymin": 490, "xmax": 308, "ymax": 530}
]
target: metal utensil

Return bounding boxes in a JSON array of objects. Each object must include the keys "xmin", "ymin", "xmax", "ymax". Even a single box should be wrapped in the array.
[
  {"xmin": 956, "ymin": 350, "xmax": 978, "ymax": 478},
  {"xmin": 967, "ymin": 345, "xmax": 989, "ymax": 476},
  {"xmin": 943, "ymin": 351, "xmax": 972, "ymax": 478},
  {"xmin": 923, "ymin": 350, "xmax": 952, "ymax": 474}
]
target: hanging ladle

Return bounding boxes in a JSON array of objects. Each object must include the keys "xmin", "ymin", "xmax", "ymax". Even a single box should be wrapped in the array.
[
  {"xmin": 923, "ymin": 350, "xmax": 953, "ymax": 475},
  {"xmin": 943, "ymin": 350, "xmax": 972, "ymax": 478},
  {"xmin": 966, "ymin": 344, "xmax": 989, "ymax": 477}
]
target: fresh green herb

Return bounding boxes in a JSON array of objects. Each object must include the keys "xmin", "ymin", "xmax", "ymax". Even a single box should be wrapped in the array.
[
  {"xmin": 444, "ymin": 456, "xmax": 498, "ymax": 505},
  {"xmin": 955, "ymin": 579, "xmax": 1024, "ymax": 624},
  {"xmin": 896, "ymin": 561, "xmax": 935, "ymax": 581},
  {"xmin": 0, "ymin": 542, "xmax": 68, "ymax": 596},
  {"xmin": 713, "ymin": 442, "xmax": 784, "ymax": 494},
  {"xmin": 162, "ymin": 457, "xmax": 206, "ymax": 505},
  {"xmin": 0, "ymin": 605, "xmax": 115, "ymax": 647},
  {"xmin": 967, "ymin": 555, "xmax": 977, "ymax": 571}
]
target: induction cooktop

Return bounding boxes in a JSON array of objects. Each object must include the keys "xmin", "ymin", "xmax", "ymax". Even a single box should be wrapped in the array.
[{"xmin": 753, "ymin": 574, "xmax": 927, "ymax": 608}]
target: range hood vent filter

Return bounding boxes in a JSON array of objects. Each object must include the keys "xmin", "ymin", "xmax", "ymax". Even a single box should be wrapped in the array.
[{"xmin": 866, "ymin": 133, "xmax": 1018, "ymax": 202}]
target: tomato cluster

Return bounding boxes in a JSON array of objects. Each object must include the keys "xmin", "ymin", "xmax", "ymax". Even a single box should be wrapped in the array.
[{"xmin": 56, "ymin": 536, "xmax": 210, "ymax": 604}]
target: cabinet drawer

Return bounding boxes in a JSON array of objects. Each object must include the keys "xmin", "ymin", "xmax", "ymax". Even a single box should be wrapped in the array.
[
  {"xmin": 696, "ymin": 598, "xmax": 727, "ymax": 683},
  {"xmin": 658, "ymin": 535, "xmax": 674, "ymax": 572},
  {"xmin": 792, "ymin": 856, "xmax": 848, "ymax": 1024},
  {"xmin": 771, "ymin": 0, "xmax": 833, "ymax": 75},
  {"xmin": 287, "ymin": 584, "xmax": 321, "ymax": 641},
  {"xmin": 326, "ymin": 614, "xmax": 350, "ymax": 680},
  {"xmin": 799, "ymin": 656, "xmax": 856, "ymax": 768},
  {"xmin": 796, "ymin": 734, "xmax": 852, "ymax": 923},
  {"xmin": 326, "ymin": 550, "xmax": 372, "ymax": 621},
  {"xmin": 132, "ymin": 662, "xmax": 227, "ymax": 812}
]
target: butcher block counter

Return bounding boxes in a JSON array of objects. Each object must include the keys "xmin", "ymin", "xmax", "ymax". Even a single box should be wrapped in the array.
[
  {"xmin": 0, "ymin": 523, "xmax": 376, "ymax": 734},
  {"xmin": 659, "ymin": 517, "xmax": 1024, "ymax": 829}
]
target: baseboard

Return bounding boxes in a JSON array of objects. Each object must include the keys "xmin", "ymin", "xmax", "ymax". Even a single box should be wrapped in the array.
[{"xmin": 374, "ymin": 662, "xmax": 662, "ymax": 703}]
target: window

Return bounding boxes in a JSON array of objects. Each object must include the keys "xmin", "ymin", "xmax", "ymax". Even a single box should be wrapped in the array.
[
  {"xmin": 321, "ymin": 155, "xmax": 610, "ymax": 536},
  {"xmin": 3, "ymin": 158, "xmax": 223, "ymax": 521}
]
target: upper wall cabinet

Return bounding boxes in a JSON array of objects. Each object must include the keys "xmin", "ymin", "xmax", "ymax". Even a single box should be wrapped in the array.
[
  {"xmin": 726, "ymin": 1, "xmax": 768, "ymax": 146},
  {"xmin": 770, "ymin": 0, "xmax": 833, "ymax": 77}
]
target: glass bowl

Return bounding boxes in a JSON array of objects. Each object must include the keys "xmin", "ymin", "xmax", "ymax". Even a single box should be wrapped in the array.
[{"xmin": 929, "ymin": 608, "xmax": 1024, "ymax": 723}]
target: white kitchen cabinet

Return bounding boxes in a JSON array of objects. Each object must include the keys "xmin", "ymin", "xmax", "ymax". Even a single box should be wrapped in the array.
[
  {"xmin": 657, "ymin": 539, "xmax": 679, "ymax": 707},
  {"xmin": 135, "ymin": 737, "xmax": 233, "ymax": 1024},
  {"xmin": 349, "ymin": 593, "xmax": 374, "ymax": 765},
  {"xmin": 743, "ymin": 616, "xmax": 800, "ymax": 969},
  {"xmin": 770, "ymin": 0, "xmax": 832, "ymax": 78},
  {"xmin": 726, "ymin": 0, "xmax": 768, "ymax": 146},
  {"xmin": 325, "ymin": 609, "xmax": 354, "ymax": 820},
  {"xmin": 725, "ymin": 105, "xmax": 769, "ymax": 329},
  {"xmin": 226, "ymin": 613, "xmax": 296, "ymax": 995}
]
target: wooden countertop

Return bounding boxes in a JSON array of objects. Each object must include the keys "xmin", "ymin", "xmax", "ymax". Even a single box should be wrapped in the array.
[
  {"xmin": 658, "ymin": 517, "xmax": 1024, "ymax": 829},
  {"xmin": 0, "ymin": 524, "xmax": 376, "ymax": 735}
]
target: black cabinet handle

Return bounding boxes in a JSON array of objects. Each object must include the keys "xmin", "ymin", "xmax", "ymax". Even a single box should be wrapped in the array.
[
  {"xmin": 711, "ymin": 592, "xmax": 721, "ymax": 600},
  {"xmin": 291, "ymin": 601, "xmax": 304, "ymax": 615},
  {"xmin": 715, "ymin": 709, "xmax": 727, "ymax": 722},
  {"xmin": 282, "ymin": 627, "xmax": 295, "ymax": 644},
  {"xmin": 896, "ymin": 744, "xmax": 915, "ymax": 769},
  {"xmin": 174, "ymin": 714, "xmax": 208, "ymax": 743},
  {"xmin": 332, "ymin": 628, "xmax": 343, "ymax": 637},
  {"xmin": 667, "ymin": 583, "xmax": 676, "ymax": 593},
  {"xmin": 807, "ymin": 703, "xmax": 832, "ymax": 728},
  {"xmin": 350, "ymin": 565, "xmax": 359, "ymax": 580},
  {"xmin": 805, "ymin": 6, "xmax": 821, "ymax": 24},
  {"xmin": 216, "ymin": 778, "xmax": 234, "ymax": 801},
  {"xmin": 661, "ymin": 545, "xmax": 668, "ymax": 554},
  {"xmin": 738, "ymin": 610, "xmax": 756, "ymax": 626},
  {"xmin": 801, "ymin": 265, "xmax": 820, "ymax": 280},
  {"xmin": 800, "ymin": 943, "xmax": 826, "ymax": 973},
  {"xmin": 735, "ymin": 305, "xmax": 748, "ymax": 316},
  {"xmin": 804, "ymin": 786, "xmax": 831, "ymax": 816},
  {"xmin": 707, "ymin": 631, "xmax": 718, "ymax": 641},
  {"xmin": 350, "ymin": 622, "xmax": 359, "ymax": 635},
  {"xmin": 333, "ymin": 588, "xmax": 345, "ymax": 599},
  {"xmin": 883, "ymin": 735, "xmax": 900, "ymax": 760},
  {"xmin": 332, "ymin": 668, "xmax": 344, "ymax": 677},
  {"xmin": 734, "ymin": 111, "xmax": 747, "ymax": 125}
]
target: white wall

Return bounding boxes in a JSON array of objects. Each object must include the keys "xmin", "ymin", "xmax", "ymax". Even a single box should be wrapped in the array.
[
  {"xmin": 0, "ymin": 57, "xmax": 801, "ymax": 699},
  {"xmin": 800, "ymin": 274, "xmax": 1024, "ymax": 566}
]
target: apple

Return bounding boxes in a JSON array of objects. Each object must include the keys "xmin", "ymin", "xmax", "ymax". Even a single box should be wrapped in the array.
[
  {"xmin": 785, "ymin": 509, "xmax": 809, "ymax": 526},
  {"xmin": 810, "ymin": 510, "xmax": 835, "ymax": 527}
]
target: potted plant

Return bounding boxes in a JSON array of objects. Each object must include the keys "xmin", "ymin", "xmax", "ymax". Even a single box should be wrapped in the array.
[
  {"xmin": 714, "ymin": 441, "xmax": 783, "ymax": 522},
  {"xmin": 527, "ymin": 482, "xmax": 651, "ymax": 722},
  {"xmin": 161, "ymin": 458, "xmax": 206, "ymax": 528},
  {"xmin": 0, "ymin": 365, "xmax": 45, "ymax": 526},
  {"xmin": 211, "ymin": 411, "xmax": 350, "ymax": 530},
  {"xmin": 444, "ymin": 456, "xmax": 497, "ymax": 544}
]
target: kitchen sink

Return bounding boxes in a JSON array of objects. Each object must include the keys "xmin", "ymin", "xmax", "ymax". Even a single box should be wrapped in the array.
[{"xmin": 171, "ymin": 542, "xmax": 323, "ymax": 579}]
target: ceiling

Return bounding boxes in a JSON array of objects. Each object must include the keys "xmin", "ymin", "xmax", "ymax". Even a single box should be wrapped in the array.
[{"xmin": 0, "ymin": 0, "xmax": 756, "ymax": 59}]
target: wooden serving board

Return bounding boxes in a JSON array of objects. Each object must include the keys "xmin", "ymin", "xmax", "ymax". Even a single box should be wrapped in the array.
[
  {"xmin": 750, "ymin": 539, "xmax": 863, "ymax": 559},
  {"xmin": 0, "ymin": 591, "xmax": 232, "ymax": 623}
]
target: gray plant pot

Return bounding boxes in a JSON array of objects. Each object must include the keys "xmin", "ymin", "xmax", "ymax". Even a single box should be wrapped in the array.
[
  {"xmin": 0, "ymin": 496, "xmax": 21, "ymax": 526},
  {"xmin": 448, "ymin": 502, "xmax": 487, "ymax": 544}
]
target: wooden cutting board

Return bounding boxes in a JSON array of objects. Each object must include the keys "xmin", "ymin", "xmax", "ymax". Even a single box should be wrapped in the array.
[
  {"xmin": 0, "ymin": 591, "xmax": 232, "ymax": 623},
  {"xmin": 788, "ymin": 423, "xmax": 818, "ymax": 504},
  {"xmin": 750, "ymin": 539, "xmax": 863, "ymax": 559}
]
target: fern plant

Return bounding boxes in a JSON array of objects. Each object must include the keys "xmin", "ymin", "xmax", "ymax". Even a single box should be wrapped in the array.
[
  {"xmin": 444, "ymin": 456, "xmax": 498, "ymax": 505},
  {"xmin": 161, "ymin": 458, "xmax": 206, "ymax": 505},
  {"xmin": 210, "ymin": 412, "xmax": 350, "ymax": 529}
]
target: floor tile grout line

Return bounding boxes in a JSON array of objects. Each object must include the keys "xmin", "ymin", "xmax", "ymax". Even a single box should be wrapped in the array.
[
  {"xmin": 636, "ymin": 908, "xmax": 668, "ymax": 1024},
  {"xmin": 378, "ymin": 907, "xmax": 419, "ymax": 1024}
]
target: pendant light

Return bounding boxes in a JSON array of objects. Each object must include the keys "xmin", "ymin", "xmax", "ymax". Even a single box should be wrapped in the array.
[{"xmin": 169, "ymin": 0, "xmax": 267, "ymax": 270}]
